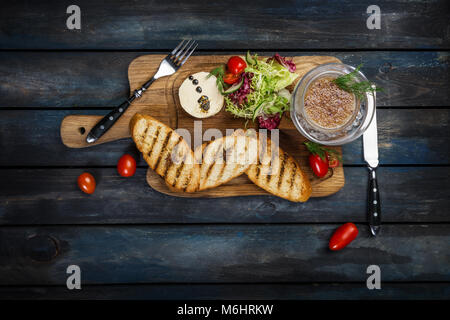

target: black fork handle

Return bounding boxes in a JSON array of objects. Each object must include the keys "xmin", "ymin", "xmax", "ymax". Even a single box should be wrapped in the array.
[
  {"xmin": 86, "ymin": 98, "xmax": 134, "ymax": 143},
  {"xmin": 86, "ymin": 77, "xmax": 156, "ymax": 144}
]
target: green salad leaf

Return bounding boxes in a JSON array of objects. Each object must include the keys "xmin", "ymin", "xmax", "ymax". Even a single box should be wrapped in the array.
[
  {"xmin": 224, "ymin": 52, "xmax": 298, "ymax": 122},
  {"xmin": 207, "ymin": 65, "xmax": 226, "ymax": 94}
]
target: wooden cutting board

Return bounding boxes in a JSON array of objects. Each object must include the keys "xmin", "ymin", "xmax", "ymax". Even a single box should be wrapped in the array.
[{"xmin": 60, "ymin": 55, "xmax": 345, "ymax": 198}]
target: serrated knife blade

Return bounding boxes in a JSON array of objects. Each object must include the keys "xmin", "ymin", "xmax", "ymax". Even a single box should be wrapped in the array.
[{"xmin": 363, "ymin": 87, "xmax": 381, "ymax": 236}]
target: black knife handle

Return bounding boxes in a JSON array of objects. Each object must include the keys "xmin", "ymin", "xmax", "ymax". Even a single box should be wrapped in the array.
[{"xmin": 368, "ymin": 166, "xmax": 381, "ymax": 236}]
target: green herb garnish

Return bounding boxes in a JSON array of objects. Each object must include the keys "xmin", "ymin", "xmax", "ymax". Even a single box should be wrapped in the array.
[
  {"xmin": 207, "ymin": 65, "xmax": 226, "ymax": 94},
  {"xmin": 332, "ymin": 64, "xmax": 382, "ymax": 100},
  {"xmin": 304, "ymin": 141, "xmax": 342, "ymax": 162}
]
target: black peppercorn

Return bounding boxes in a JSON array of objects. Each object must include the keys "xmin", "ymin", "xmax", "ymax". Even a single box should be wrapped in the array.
[
  {"xmin": 189, "ymin": 75, "xmax": 194, "ymax": 80},
  {"xmin": 192, "ymin": 79, "xmax": 199, "ymax": 85},
  {"xmin": 196, "ymin": 86, "xmax": 202, "ymax": 93}
]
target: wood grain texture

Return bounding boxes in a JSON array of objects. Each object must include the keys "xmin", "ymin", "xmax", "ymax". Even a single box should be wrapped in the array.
[
  {"xmin": 1, "ymin": 0, "xmax": 448, "ymax": 50},
  {"xmin": 0, "ymin": 224, "xmax": 448, "ymax": 285},
  {"xmin": 0, "ymin": 0, "xmax": 448, "ymax": 300},
  {"xmin": 0, "ymin": 167, "xmax": 448, "ymax": 224},
  {"xmin": 1, "ymin": 109, "xmax": 448, "ymax": 166},
  {"xmin": 147, "ymin": 167, "xmax": 343, "ymax": 198},
  {"xmin": 0, "ymin": 52, "xmax": 448, "ymax": 108},
  {"xmin": 1, "ymin": 283, "xmax": 449, "ymax": 300},
  {"xmin": 60, "ymin": 54, "xmax": 346, "ymax": 198},
  {"xmin": 59, "ymin": 54, "xmax": 170, "ymax": 148},
  {"xmin": 60, "ymin": 54, "xmax": 341, "ymax": 148}
]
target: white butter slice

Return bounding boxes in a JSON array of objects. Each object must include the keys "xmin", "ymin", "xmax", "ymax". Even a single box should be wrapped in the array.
[{"xmin": 178, "ymin": 71, "xmax": 224, "ymax": 118}]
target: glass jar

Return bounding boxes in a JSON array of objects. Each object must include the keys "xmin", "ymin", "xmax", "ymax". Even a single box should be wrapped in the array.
[{"xmin": 291, "ymin": 63, "xmax": 376, "ymax": 145}]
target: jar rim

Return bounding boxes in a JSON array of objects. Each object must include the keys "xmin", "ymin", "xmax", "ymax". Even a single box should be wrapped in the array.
[{"xmin": 291, "ymin": 63, "xmax": 376, "ymax": 146}]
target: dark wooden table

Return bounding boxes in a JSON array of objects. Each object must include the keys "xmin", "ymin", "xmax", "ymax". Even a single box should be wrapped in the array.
[{"xmin": 0, "ymin": 0, "xmax": 449, "ymax": 300}]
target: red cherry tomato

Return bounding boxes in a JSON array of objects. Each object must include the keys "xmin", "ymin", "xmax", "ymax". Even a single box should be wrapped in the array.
[
  {"xmin": 227, "ymin": 56, "xmax": 247, "ymax": 75},
  {"xmin": 117, "ymin": 154, "xmax": 136, "ymax": 177},
  {"xmin": 223, "ymin": 72, "xmax": 240, "ymax": 84},
  {"xmin": 309, "ymin": 153, "xmax": 329, "ymax": 178},
  {"xmin": 77, "ymin": 172, "xmax": 96, "ymax": 194},
  {"xmin": 327, "ymin": 152, "xmax": 339, "ymax": 168},
  {"xmin": 329, "ymin": 223, "xmax": 359, "ymax": 251}
]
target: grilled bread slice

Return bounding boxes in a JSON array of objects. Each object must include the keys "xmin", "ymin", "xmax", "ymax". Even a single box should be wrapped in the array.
[
  {"xmin": 246, "ymin": 136, "xmax": 312, "ymax": 202},
  {"xmin": 130, "ymin": 113, "xmax": 199, "ymax": 192},
  {"xmin": 195, "ymin": 132, "xmax": 258, "ymax": 191}
]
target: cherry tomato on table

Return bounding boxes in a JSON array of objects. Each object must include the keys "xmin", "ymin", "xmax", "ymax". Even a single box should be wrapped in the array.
[
  {"xmin": 223, "ymin": 72, "xmax": 240, "ymax": 85},
  {"xmin": 117, "ymin": 154, "xmax": 136, "ymax": 177},
  {"xmin": 227, "ymin": 56, "xmax": 247, "ymax": 75},
  {"xmin": 308, "ymin": 153, "xmax": 329, "ymax": 178},
  {"xmin": 329, "ymin": 223, "xmax": 359, "ymax": 251},
  {"xmin": 77, "ymin": 172, "xmax": 96, "ymax": 194}
]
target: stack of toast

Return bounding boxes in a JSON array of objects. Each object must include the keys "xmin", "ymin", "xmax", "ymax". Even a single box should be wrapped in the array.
[{"xmin": 130, "ymin": 113, "xmax": 312, "ymax": 202}]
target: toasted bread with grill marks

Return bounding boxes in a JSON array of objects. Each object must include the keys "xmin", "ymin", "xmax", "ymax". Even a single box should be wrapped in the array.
[
  {"xmin": 195, "ymin": 132, "xmax": 258, "ymax": 191},
  {"xmin": 130, "ymin": 113, "xmax": 199, "ymax": 192},
  {"xmin": 246, "ymin": 135, "xmax": 312, "ymax": 202}
]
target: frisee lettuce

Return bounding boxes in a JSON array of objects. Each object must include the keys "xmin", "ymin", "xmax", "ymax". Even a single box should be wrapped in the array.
[{"xmin": 224, "ymin": 52, "xmax": 298, "ymax": 121}]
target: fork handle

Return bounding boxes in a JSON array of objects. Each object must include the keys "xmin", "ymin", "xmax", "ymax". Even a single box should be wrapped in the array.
[{"xmin": 86, "ymin": 77, "xmax": 156, "ymax": 144}]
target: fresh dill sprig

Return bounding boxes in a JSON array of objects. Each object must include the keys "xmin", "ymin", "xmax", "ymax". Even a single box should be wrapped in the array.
[{"xmin": 332, "ymin": 64, "xmax": 382, "ymax": 100}]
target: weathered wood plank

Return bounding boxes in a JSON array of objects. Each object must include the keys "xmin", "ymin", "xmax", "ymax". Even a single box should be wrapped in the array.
[
  {"xmin": 0, "ymin": 224, "xmax": 448, "ymax": 285},
  {"xmin": 0, "ymin": 52, "xmax": 448, "ymax": 108},
  {"xmin": 0, "ymin": 0, "xmax": 448, "ymax": 49},
  {"xmin": 344, "ymin": 108, "xmax": 450, "ymax": 165},
  {"xmin": 0, "ymin": 109, "xmax": 447, "ymax": 166},
  {"xmin": 1, "ymin": 283, "xmax": 448, "ymax": 300},
  {"xmin": 0, "ymin": 166, "xmax": 448, "ymax": 224},
  {"xmin": 0, "ymin": 52, "xmax": 139, "ymax": 108}
]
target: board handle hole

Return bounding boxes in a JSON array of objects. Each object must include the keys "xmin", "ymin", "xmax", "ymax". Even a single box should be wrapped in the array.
[{"xmin": 79, "ymin": 127, "xmax": 86, "ymax": 135}]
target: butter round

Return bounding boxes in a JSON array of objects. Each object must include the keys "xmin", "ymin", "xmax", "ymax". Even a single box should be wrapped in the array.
[{"xmin": 178, "ymin": 71, "xmax": 224, "ymax": 118}]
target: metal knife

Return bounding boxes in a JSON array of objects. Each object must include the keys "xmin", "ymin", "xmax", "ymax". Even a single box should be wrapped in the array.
[{"xmin": 363, "ymin": 86, "xmax": 381, "ymax": 236}]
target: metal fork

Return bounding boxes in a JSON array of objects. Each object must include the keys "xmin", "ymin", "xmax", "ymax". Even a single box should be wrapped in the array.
[{"xmin": 86, "ymin": 39, "xmax": 198, "ymax": 144}]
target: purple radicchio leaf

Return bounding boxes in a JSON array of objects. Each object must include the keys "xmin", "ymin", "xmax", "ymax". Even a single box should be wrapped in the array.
[
  {"xmin": 257, "ymin": 113, "xmax": 281, "ymax": 130},
  {"xmin": 228, "ymin": 72, "xmax": 253, "ymax": 106},
  {"xmin": 267, "ymin": 53, "xmax": 296, "ymax": 72}
]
